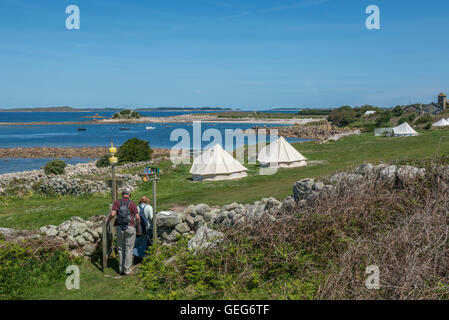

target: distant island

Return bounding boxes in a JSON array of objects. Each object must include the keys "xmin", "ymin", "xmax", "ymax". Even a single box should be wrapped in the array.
[
  {"xmin": 136, "ymin": 107, "xmax": 233, "ymax": 111},
  {"xmin": 269, "ymin": 108, "xmax": 303, "ymax": 111},
  {"xmin": 0, "ymin": 106, "xmax": 233, "ymax": 112},
  {"xmin": 0, "ymin": 106, "xmax": 121, "ymax": 112}
]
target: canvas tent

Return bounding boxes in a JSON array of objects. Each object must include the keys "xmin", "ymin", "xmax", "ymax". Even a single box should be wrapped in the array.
[
  {"xmin": 257, "ymin": 136, "xmax": 307, "ymax": 168},
  {"xmin": 433, "ymin": 119, "xmax": 449, "ymax": 127},
  {"xmin": 393, "ymin": 122, "xmax": 419, "ymax": 136},
  {"xmin": 189, "ymin": 144, "xmax": 248, "ymax": 181},
  {"xmin": 374, "ymin": 128, "xmax": 394, "ymax": 137}
]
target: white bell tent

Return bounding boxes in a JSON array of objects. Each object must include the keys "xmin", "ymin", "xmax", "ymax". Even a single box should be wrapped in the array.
[
  {"xmin": 257, "ymin": 136, "xmax": 307, "ymax": 168},
  {"xmin": 393, "ymin": 122, "xmax": 419, "ymax": 137},
  {"xmin": 189, "ymin": 144, "xmax": 248, "ymax": 181},
  {"xmin": 433, "ymin": 119, "xmax": 449, "ymax": 127}
]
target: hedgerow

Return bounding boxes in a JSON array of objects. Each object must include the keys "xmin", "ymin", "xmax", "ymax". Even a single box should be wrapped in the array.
[
  {"xmin": 0, "ymin": 238, "xmax": 79, "ymax": 299},
  {"xmin": 139, "ymin": 160, "xmax": 449, "ymax": 300}
]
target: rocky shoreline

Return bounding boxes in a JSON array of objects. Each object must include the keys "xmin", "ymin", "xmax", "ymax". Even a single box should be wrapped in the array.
[
  {"xmin": 0, "ymin": 157, "xmax": 171, "ymax": 196},
  {"xmin": 0, "ymin": 113, "xmax": 319, "ymax": 126},
  {"xmin": 101, "ymin": 113, "xmax": 318, "ymax": 125},
  {"xmin": 0, "ymin": 147, "xmax": 170, "ymax": 159},
  {"xmin": 248, "ymin": 121, "xmax": 360, "ymax": 141}
]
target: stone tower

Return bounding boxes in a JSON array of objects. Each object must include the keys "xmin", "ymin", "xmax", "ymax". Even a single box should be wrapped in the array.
[{"xmin": 438, "ymin": 92, "xmax": 447, "ymax": 109}]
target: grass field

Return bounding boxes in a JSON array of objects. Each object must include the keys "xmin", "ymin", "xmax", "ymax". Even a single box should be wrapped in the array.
[
  {"xmin": 23, "ymin": 258, "xmax": 148, "ymax": 300},
  {"xmin": 3, "ymin": 129, "xmax": 449, "ymax": 299},
  {"xmin": 2, "ymin": 130, "xmax": 449, "ymax": 231}
]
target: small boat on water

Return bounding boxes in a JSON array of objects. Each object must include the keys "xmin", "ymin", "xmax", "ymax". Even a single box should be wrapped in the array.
[
  {"xmin": 146, "ymin": 126, "xmax": 156, "ymax": 130},
  {"xmin": 119, "ymin": 127, "xmax": 130, "ymax": 131},
  {"xmin": 77, "ymin": 128, "xmax": 87, "ymax": 131}
]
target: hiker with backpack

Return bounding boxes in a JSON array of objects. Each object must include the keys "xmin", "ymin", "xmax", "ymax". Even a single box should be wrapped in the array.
[
  {"xmin": 133, "ymin": 196, "xmax": 153, "ymax": 260},
  {"xmin": 106, "ymin": 189, "xmax": 141, "ymax": 275}
]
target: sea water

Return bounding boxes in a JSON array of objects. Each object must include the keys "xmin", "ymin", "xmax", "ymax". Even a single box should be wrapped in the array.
[{"xmin": 0, "ymin": 111, "xmax": 307, "ymax": 174}]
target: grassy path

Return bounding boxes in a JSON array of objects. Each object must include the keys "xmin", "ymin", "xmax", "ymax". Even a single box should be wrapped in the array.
[{"xmin": 23, "ymin": 258, "xmax": 148, "ymax": 300}]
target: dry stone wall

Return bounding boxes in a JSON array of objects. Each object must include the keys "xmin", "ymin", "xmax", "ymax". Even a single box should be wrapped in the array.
[{"xmin": 1, "ymin": 162, "xmax": 438, "ymax": 256}]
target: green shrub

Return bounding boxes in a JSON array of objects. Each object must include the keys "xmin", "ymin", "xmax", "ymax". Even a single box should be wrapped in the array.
[
  {"xmin": 414, "ymin": 114, "xmax": 433, "ymax": 125},
  {"xmin": 43, "ymin": 159, "xmax": 67, "ymax": 175},
  {"xmin": 392, "ymin": 106, "xmax": 403, "ymax": 117},
  {"xmin": 398, "ymin": 113, "xmax": 416, "ymax": 125},
  {"xmin": 139, "ymin": 233, "xmax": 321, "ymax": 300},
  {"xmin": 298, "ymin": 109, "xmax": 332, "ymax": 116},
  {"xmin": 397, "ymin": 116, "xmax": 409, "ymax": 125},
  {"xmin": 354, "ymin": 105, "xmax": 384, "ymax": 118},
  {"xmin": 0, "ymin": 239, "xmax": 77, "ymax": 299},
  {"xmin": 96, "ymin": 154, "xmax": 111, "ymax": 168},
  {"xmin": 376, "ymin": 113, "xmax": 391, "ymax": 127},
  {"xmin": 112, "ymin": 110, "xmax": 141, "ymax": 119},
  {"xmin": 328, "ymin": 106, "xmax": 356, "ymax": 127},
  {"xmin": 116, "ymin": 138, "xmax": 153, "ymax": 165},
  {"xmin": 424, "ymin": 122, "xmax": 432, "ymax": 130}
]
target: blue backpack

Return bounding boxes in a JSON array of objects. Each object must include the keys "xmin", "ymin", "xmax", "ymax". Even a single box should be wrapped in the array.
[{"xmin": 138, "ymin": 205, "xmax": 149, "ymax": 235}]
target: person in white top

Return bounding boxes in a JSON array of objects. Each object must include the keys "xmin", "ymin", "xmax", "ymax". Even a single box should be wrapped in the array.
[{"xmin": 133, "ymin": 196, "xmax": 154, "ymax": 260}]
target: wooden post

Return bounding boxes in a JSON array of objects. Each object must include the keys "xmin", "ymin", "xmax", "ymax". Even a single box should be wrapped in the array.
[
  {"xmin": 103, "ymin": 164, "xmax": 117, "ymax": 271},
  {"xmin": 112, "ymin": 164, "xmax": 117, "ymax": 202},
  {"xmin": 102, "ymin": 218, "xmax": 107, "ymax": 270},
  {"xmin": 152, "ymin": 178, "xmax": 157, "ymax": 244}
]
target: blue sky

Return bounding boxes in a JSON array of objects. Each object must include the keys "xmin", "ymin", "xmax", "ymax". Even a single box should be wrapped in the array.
[{"xmin": 0, "ymin": 0, "xmax": 448, "ymax": 110}]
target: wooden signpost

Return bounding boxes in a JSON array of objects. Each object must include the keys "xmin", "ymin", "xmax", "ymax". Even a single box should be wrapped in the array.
[
  {"xmin": 102, "ymin": 142, "xmax": 118, "ymax": 271},
  {"xmin": 143, "ymin": 167, "xmax": 160, "ymax": 244},
  {"xmin": 102, "ymin": 217, "xmax": 110, "ymax": 270},
  {"xmin": 102, "ymin": 159, "xmax": 160, "ymax": 270},
  {"xmin": 102, "ymin": 206, "xmax": 115, "ymax": 270}
]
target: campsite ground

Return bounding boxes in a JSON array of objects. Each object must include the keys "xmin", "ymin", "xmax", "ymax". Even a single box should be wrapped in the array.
[
  {"xmin": 3, "ymin": 129, "xmax": 449, "ymax": 299},
  {"xmin": 2, "ymin": 130, "xmax": 449, "ymax": 231}
]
